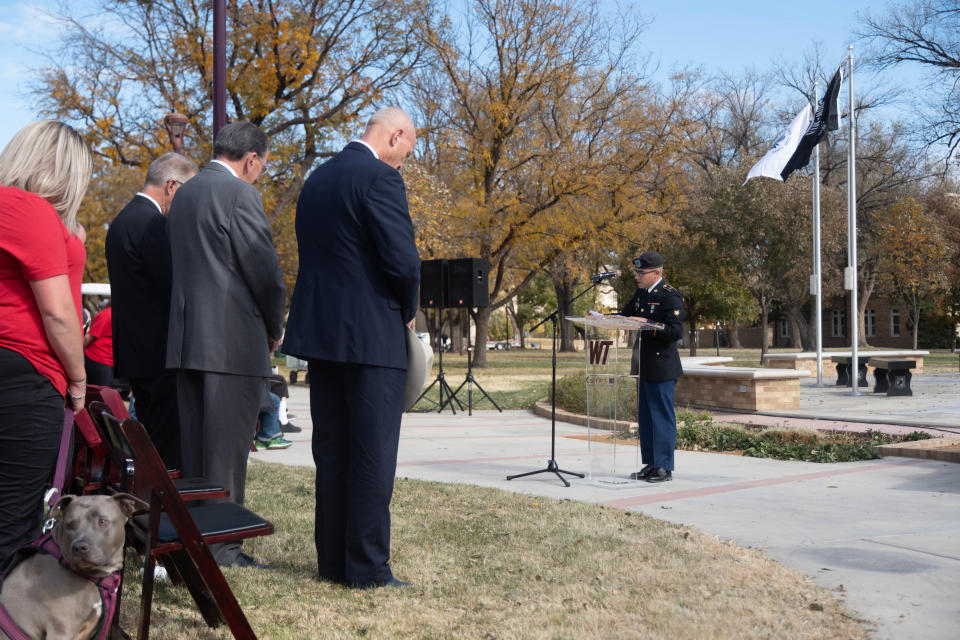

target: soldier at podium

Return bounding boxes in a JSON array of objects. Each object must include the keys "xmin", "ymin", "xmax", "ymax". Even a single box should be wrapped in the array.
[{"xmin": 620, "ymin": 251, "xmax": 685, "ymax": 483}]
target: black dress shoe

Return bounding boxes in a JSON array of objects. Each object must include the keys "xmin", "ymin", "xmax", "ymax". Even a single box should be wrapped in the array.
[
  {"xmin": 646, "ymin": 468, "xmax": 672, "ymax": 483},
  {"xmin": 281, "ymin": 421, "xmax": 302, "ymax": 433},
  {"xmin": 350, "ymin": 577, "xmax": 411, "ymax": 589},
  {"xmin": 226, "ymin": 552, "xmax": 277, "ymax": 569},
  {"xmin": 630, "ymin": 464, "xmax": 654, "ymax": 480}
]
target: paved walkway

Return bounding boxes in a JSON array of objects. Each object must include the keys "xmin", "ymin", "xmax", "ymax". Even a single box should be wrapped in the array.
[{"xmin": 255, "ymin": 371, "xmax": 960, "ymax": 640}]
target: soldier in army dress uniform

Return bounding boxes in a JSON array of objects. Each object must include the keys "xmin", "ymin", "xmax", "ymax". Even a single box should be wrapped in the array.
[{"xmin": 620, "ymin": 251, "xmax": 686, "ymax": 483}]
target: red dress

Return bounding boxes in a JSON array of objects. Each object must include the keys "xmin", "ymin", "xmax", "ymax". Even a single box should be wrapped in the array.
[{"xmin": 0, "ymin": 186, "xmax": 85, "ymax": 395}]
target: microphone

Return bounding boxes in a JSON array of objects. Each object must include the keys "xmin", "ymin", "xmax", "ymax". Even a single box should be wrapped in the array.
[{"xmin": 588, "ymin": 270, "xmax": 621, "ymax": 283}]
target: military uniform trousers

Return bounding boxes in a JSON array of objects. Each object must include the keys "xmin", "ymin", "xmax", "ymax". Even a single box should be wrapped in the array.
[{"xmin": 637, "ymin": 378, "xmax": 677, "ymax": 471}]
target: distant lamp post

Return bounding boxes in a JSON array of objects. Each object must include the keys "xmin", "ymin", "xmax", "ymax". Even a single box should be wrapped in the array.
[{"xmin": 163, "ymin": 112, "xmax": 189, "ymax": 153}]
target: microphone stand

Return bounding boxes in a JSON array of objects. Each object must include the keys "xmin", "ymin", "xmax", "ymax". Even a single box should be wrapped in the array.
[{"xmin": 506, "ymin": 277, "xmax": 608, "ymax": 487}]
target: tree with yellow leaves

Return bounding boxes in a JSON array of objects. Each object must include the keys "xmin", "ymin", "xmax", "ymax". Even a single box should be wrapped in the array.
[
  {"xmin": 411, "ymin": 0, "xmax": 686, "ymax": 365},
  {"xmin": 872, "ymin": 197, "xmax": 949, "ymax": 349},
  {"xmin": 36, "ymin": 0, "xmax": 435, "ymax": 288}
]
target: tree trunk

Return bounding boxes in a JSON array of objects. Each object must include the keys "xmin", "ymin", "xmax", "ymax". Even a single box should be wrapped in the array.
[
  {"xmin": 912, "ymin": 308, "xmax": 920, "ymax": 349},
  {"xmin": 505, "ymin": 303, "xmax": 521, "ymax": 346},
  {"xmin": 687, "ymin": 310, "xmax": 698, "ymax": 357},
  {"xmin": 856, "ymin": 270, "xmax": 876, "ymax": 348},
  {"xmin": 788, "ymin": 306, "xmax": 808, "ymax": 350},
  {"xmin": 447, "ymin": 309, "xmax": 464, "ymax": 354},
  {"xmin": 759, "ymin": 295, "xmax": 769, "ymax": 363},
  {"xmin": 807, "ymin": 301, "xmax": 820, "ymax": 352},
  {"xmin": 728, "ymin": 320, "xmax": 743, "ymax": 349},
  {"xmin": 472, "ymin": 306, "xmax": 491, "ymax": 367},
  {"xmin": 554, "ymin": 281, "xmax": 575, "ymax": 352},
  {"xmin": 910, "ymin": 292, "xmax": 921, "ymax": 350}
]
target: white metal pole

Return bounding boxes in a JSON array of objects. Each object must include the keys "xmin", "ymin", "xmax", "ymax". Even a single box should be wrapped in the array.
[
  {"xmin": 812, "ymin": 80, "xmax": 823, "ymax": 386},
  {"xmin": 847, "ymin": 46, "xmax": 860, "ymax": 395}
]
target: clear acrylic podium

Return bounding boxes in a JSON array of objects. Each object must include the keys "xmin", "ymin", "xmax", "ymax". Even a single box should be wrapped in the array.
[{"xmin": 566, "ymin": 314, "xmax": 663, "ymax": 486}]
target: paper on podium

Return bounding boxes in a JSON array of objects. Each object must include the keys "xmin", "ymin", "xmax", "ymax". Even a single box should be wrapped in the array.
[{"xmin": 566, "ymin": 313, "xmax": 664, "ymax": 331}]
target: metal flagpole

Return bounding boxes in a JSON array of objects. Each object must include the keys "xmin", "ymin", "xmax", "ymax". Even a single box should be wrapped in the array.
[
  {"xmin": 846, "ymin": 46, "xmax": 860, "ymax": 395},
  {"xmin": 812, "ymin": 80, "xmax": 824, "ymax": 386}
]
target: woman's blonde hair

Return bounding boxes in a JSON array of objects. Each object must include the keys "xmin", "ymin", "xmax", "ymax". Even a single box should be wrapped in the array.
[{"xmin": 0, "ymin": 120, "xmax": 93, "ymax": 233}]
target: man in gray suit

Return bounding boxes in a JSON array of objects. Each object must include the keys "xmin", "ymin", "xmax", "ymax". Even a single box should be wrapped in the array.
[{"xmin": 166, "ymin": 122, "xmax": 286, "ymax": 568}]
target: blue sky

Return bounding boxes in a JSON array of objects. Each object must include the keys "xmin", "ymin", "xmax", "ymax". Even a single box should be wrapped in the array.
[{"xmin": 0, "ymin": 1, "xmax": 909, "ymax": 150}]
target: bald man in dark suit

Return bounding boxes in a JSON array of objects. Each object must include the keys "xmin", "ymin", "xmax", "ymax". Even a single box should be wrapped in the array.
[{"xmin": 283, "ymin": 107, "xmax": 421, "ymax": 588}]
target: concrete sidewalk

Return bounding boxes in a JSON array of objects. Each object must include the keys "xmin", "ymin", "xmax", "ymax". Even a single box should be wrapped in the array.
[{"xmin": 255, "ymin": 372, "xmax": 960, "ymax": 639}]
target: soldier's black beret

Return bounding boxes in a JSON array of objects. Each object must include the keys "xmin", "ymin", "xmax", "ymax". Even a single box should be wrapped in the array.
[{"xmin": 632, "ymin": 251, "xmax": 664, "ymax": 270}]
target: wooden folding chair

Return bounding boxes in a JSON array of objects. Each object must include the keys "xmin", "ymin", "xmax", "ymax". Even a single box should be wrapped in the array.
[{"xmin": 90, "ymin": 407, "xmax": 273, "ymax": 640}]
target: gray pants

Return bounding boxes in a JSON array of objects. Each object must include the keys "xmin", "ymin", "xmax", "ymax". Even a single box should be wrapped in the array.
[{"xmin": 176, "ymin": 369, "xmax": 262, "ymax": 565}]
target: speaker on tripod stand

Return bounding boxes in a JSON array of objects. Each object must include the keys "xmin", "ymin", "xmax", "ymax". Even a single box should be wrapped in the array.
[
  {"xmin": 442, "ymin": 259, "xmax": 501, "ymax": 415},
  {"xmin": 413, "ymin": 259, "xmax": 462, "ymax": 413}
]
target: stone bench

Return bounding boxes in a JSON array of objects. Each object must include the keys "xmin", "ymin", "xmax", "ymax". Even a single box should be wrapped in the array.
[
  {"xmin": 831, "ymin": 356, "xmax": 868, "ymax": 388},
  {"xmin": 868, "ymin": 358, "xmax": 916, "ymax": 396},
  {"xmin": 675, "ymin": 365, "xmax": 810, "ymax": 412},
  {"xmin": 764, "ymin": 350, "xmax": 928, "ymax": 376}
]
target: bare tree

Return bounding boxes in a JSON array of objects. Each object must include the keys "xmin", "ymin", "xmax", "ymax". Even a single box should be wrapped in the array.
[{"xmin": 860, "ymin": 0, "xmax": 960, "ymax": 159}]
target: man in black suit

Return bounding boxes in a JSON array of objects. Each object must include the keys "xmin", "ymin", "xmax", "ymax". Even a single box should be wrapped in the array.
[
  {"xmin": 105, "ymin": 152, "xmax": 198, "ymax": 469},
  {"xmin": 166, "ymin": 122, "xmax": 286, "ymax": 568},
  {"xmin": 621, "ymin": 251, "xmax": 685, "ymax": 483},
  {"xmin": 282, "ymin": 107, "xmax": 421, "ymax": 588}
]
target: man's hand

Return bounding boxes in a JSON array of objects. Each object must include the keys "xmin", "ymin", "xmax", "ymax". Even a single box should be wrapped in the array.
[
  {"xmin": 407, "ymin": 319, "xmax": 415, "ymax": 329},
  {"xmin": 268, "ymin": 337, "xmax": 281, "ymax": 353}
]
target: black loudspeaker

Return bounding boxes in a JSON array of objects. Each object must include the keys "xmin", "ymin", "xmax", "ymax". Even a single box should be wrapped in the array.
[
  {"xmin": 447, "ymin": 258, "xmax": 489, "ymax": 308},
  {"xmin": 420, "ymin": 259, "xmax": 446, "ymax": 308}
]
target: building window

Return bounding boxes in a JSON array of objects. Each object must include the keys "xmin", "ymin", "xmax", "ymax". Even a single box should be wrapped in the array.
[
  {"xmin": 831, "ymin": 309, "xmax": 846, "ymax": 338},
  {"xmin": 865, "ymin": 309, "xmax": 876, "ymax": 337},
  {"xmin": 891, "ymin": 308, "xmax": 900, "ymax": 337},
  {"xmin": 779, "ymin": 317, "xmax": 789, "ymax": 338}
]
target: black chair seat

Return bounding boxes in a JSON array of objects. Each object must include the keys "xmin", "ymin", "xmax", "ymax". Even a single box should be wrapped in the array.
[
  {"xmin": 173, "ymin": 476, "xmax": 226, "ymax": 495},
  {"xmin": 134, "ymin": 502, "xmax": 270, "ymax": 543}
]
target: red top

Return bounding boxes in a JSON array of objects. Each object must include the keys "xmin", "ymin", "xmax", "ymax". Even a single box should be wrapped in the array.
[
  {"xmin": 84, "ymin": 307, "xmax": 113, "ymax": 366},
  {"xmin": 0, "ymin": 186, "xmax": 85, "ymax": 395}
]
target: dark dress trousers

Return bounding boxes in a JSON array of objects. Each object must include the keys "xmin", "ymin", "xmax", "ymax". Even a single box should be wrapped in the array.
[
  {"xmin": 166, "ymin": 162, "xmax": 286, "ymax": 565},
  {"xmin": 105, "ymin": 195, "xmax": 181, "ymax": 468},
  {"xmin": 282, "ymin": 141, "xmax": 420, "ymax": 586},
  {"xmin": 622, "ymin": 280, "xmax": 685, "ymax": 470}
]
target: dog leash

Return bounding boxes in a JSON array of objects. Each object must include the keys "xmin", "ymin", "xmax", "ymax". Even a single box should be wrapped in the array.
[{"xmin": 41, "ymin": 409, "xmax": 75, "ymax": 533}]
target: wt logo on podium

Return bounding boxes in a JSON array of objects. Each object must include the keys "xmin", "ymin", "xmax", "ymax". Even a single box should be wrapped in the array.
[{"xmin": 588, "ymin": 340, "xmax": 613, "ymax": 365}]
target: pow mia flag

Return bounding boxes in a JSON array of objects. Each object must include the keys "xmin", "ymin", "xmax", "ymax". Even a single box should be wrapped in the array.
[{"xmin": 744, "ymin": 67, "xmax": 844, "ymax": 184}]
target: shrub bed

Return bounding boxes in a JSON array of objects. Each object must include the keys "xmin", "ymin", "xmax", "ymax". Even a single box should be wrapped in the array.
[{"xmin": 554, "ymin": 373, "xmax": 931, "ymax": 462}]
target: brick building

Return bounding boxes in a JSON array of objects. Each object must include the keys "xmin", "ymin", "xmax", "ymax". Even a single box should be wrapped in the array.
[{"xmin": 773, "ymin": 296, "xmax": 914, "ymax": 349}]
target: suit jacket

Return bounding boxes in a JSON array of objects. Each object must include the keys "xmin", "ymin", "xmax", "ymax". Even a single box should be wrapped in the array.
[
  {"xmin": 105, "ymin": 195, "xmax": 173, "ymax": 379},
  {"xmin": 282, "ymin": 142, "xmax": 421, "ymax": 370},
  {"xmin": 165, "ymin": 162, "xmax": 286, "ymax": 376},
  {"xmin": 622, "ymin": 279, "xmax": 685, "ymax": 382}
]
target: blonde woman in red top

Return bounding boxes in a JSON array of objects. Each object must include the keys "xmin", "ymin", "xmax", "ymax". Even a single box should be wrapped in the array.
[{"xmin": 0, "ymin": 120, "xmax": 92, "ymax": 559}]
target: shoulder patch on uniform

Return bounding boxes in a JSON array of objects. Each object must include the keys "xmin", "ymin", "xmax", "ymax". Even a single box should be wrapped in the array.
[{"xmin": 663, "ymin": 284, "xmax": 677, "ymax": 291}]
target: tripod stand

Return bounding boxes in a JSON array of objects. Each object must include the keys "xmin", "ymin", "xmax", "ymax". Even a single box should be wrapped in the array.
[
  {"xmin": 443, "ymin": 309, "xmax": 502, "ymax": 415},
  {"xmin": 412, "ymin": 308, "xmax": 463, "ymax": 414},
  {"xmin": 507, "ymin": 281, "xmax": 600, "ymax": 487}
]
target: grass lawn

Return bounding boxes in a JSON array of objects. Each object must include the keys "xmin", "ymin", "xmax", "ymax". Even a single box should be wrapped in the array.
[{"xmin": 119, "ymin": 461, "xmax": 867, "ymax": 639}]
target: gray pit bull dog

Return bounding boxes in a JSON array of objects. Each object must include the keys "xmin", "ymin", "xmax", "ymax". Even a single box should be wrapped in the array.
[{"xmin": 0, "ymin": 493, "xmax": 146, "ymax": 640}]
